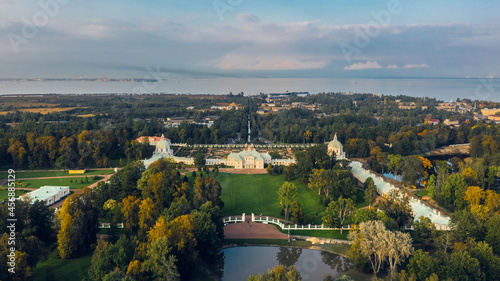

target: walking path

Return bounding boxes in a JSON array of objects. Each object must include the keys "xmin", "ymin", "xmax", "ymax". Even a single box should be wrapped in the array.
[{"xmin": 224, "ymin": 221, "xmax": 288, "ymax": 239}]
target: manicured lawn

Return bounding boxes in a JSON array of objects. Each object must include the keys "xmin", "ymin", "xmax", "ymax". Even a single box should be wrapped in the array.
[
  {"xmin": 0, "ymin": 169, "xmax": 113, "ymax": 179},
  {"xmin": 216, "ymin": 173, "xmax": 325, "ymax": 222},
  {"xmin": 0, "ymin": 190, "xmax": 27, "ymax": 201},
  {"xmin": 355, "ymin": 189, "xmax": 368, "ymax": 209},
  {"xmin": 8, "ymin": 177, "xmax": 103, "ymax": 189},
  {"xmin": 34, "ymin": 248, "xmax": 92, "ymax": 281},
  {"xmin": 285, "ymin": 229, "xmax": 350, "ymax": 240},
  {"xmin": 416, "ymin": 190, "xmax": 429, "ymax": 197}
]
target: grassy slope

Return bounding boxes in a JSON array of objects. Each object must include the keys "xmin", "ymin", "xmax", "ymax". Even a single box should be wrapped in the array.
[
  {"xmin": 0, "ymin": 190, "xmax": 27, "ymax": 201},
  {"xmin": 0, "ymin": 169, "xmax": 113, "ymax": 179},
  {"xmin": 216, "ymin": 173, "xmax": 325, "ymax": 222},
  {"xmin": 34, "ymin": 249, "xmax": 92, "ymax": 281}
]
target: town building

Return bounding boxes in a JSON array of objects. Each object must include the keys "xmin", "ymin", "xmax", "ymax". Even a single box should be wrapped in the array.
[
  {"xmin": 21, "ymin": 186, "xmax": 70, "ymax": 206},
  {"xmin": 482, "ymin": 108, "xmax": 500, "ymax": 116}
]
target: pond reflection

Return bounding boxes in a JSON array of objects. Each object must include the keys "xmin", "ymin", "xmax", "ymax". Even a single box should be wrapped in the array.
[{"xmin": 220, "ymin": 246, "xmax": 352, "ymax": 281}]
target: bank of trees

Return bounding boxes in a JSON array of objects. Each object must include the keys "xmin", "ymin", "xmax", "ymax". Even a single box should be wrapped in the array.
[
  {"xmin": 77, "ymin": 159, "xmax": 224, "ymax": 280},
  {"xmin": 0, "ymin": 199, "xmax": 54, "ymax": 281}
]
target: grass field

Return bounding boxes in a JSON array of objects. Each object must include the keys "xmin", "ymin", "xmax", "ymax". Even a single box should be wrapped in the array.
[
  {"xmin": 34, "ymin": 248, "xmax": 91, "ymax": 281},
  {"xmin": 285, "ymin": 229, "xmax": 350, "ymax": 240},
  {"xmin": 0, "ymin": 107, "xmax": 82, "ymax": 115},
  {"xmin": 0, "ymin": 169, "xmax": 114, "ymax": 179},
  {"xmin": 0, "ymin": 190, "xmax": 26, "ymax": 201},
  {"xmin": 216, "ymin": 173, "xmax": 326, "ymax": 223},
  {"xmin": 355, "ymin": 190, "xmax": 368, "ymax": 209},
  {"xmin": 416, "ymin": 190, "xmax": 429, "ymax": 197},
  {"xmin": 6, "ymin": 177, "xmax": 103, "ymax": 189}
]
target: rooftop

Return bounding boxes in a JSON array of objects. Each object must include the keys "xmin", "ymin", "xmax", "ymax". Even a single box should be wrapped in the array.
[{"xmin": 22, "ymin": 186, "xmax": 69, "ymax": 202}]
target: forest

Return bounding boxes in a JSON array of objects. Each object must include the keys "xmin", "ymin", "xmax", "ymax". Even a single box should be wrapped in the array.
[{"xmin": 1, "ymin": 92, "xmax": 500, "ymax": 280}]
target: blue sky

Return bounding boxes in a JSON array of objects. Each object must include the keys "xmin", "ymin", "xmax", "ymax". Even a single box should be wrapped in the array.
[{"xmin": 0, "ymin": 0, "xmax": 499, "ymax": 78}]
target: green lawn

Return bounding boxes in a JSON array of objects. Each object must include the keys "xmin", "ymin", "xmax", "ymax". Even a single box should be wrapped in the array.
[
  {"xmin": 216, "ymin": 173, "xmax": 325, "ymax": 222},
  {"xmin": 0, "ymin": 190, "xmax": 27, "ymax": 201},
  {"xmin": 34, "ymin": 249, "xmax": 92, "ymax": 281},
  {"xmin": 416, "ymin": 190, "xmax": 429, "ymax": 197},
  {"xmin": 285, "ymin": 229, "xmax": 350, "ymax": 240},
  {"xmin": 355, "ymin": 189, "xmax": 368, "ymax": 209},
  {"xmin": 0, "ymin": 169, "xmax": 113, "ymax": 179},
  {"xmin": 6, "ymin": 177, "xmax": 103, "ymax": 189}
]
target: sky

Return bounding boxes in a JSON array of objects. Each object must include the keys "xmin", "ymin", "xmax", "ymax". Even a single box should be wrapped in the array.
[{"xmin": 0, "ymin": 0, "xmax": 499, "ymax": 79}]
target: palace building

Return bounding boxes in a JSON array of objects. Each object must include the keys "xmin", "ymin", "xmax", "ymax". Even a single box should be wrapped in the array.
[
  {"xmin": 225, "ymin": 144, "xmax": 272, "ymax": 169},
  {"xmin": 143, "ymin": 134, "xmax": 193, "ymax": 167},
  {"xmin": 327, "ymin": 134, "xmax": 346, "ymax": 159}
]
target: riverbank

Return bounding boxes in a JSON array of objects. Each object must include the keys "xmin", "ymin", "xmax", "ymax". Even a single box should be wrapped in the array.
[{"xmin": 222, "ymin": 239, "xmax": 352, "ymax": 259}]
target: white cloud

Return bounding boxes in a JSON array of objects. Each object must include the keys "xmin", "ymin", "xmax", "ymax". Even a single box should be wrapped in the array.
[
  {"xmin": 344, "ymin": 61, "xmax": 382, "ymax": 70},
  {"xmin": 387, "ymin": 65, "xmax": 399, "ymax": 69},
  {"xmin": 216, "ymin": 47, "xmax": 327, "ymax": 70},
  {"xmin": 404, "ymin": 63, "xmax": 430, "ymax": 69}
]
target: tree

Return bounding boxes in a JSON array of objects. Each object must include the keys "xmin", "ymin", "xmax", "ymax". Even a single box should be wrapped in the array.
[
  {"xmin": 364, "ymin": 177, "xmax": 377, "ymax": 208},
  {"xmin": 289, "ymin": 201, "xmax": 304, "ymax": 224},
  {"xmin": 485, "ymin": 213, "xmax": 500, "ymax": 255},
  {"xmin": 57, "ymin": 190, "xmax": 99, "ymax": 259},
  {"xmin": 138, "ymin": 198, "xmax": 158, "ymax": 240},
  {"xmin": 348, "ymin": 220, "xmax": 388, "ymax": 275},
  {"xmin": 439, "ymin": 251, "xmax": 485, "ymax": 281},
  {"xmin": 427, "ymin": 174, "xmax": 437, "ymax": 199},
  {"xmin": 353, "ymin": 208, "xmax": 376, "ymax": 224},
  {"xmin": 322, "ymin": 197, "xmax": 355, "ymax": 233},
  {"xmin": 407, "ymin": 250, "xmax": 437, "ymax": 281},
  {"xmin": 440, "ymin": 173, "xmax": 467, "ymax": 210},
  {"xmin": 58, "ymin": 212, "xmax": 77, "ymax": 259},
  {"xmin": 194, "ymin": 153, "xmax": 205, "ymax": 169},
  {"xmin": 143, "ymin": 238, "xmax": 181, "ymax": 281},
  {"xmin": 387, "ymin": 154, "xmax": 403, "ymax": 180},
  {"xmin": 386, "ymin": 230, "xmax": 413, "ymax": 279},
  {"xmin": 379, "ymin": 189, "xmax": 413, "ymax": 228},
  {"xmin": 121, "ymin": 196, "xmax": 141, "ymax": 237},
  {"xmin": 248, "ymin": 265, "xmax": 302, "ymax": 281},
  {"xmin": 402, "ymin": 155, "xmax": 424, "ymax": 188},
  {"xmin": 277, "ymin": 182, "xmax": 298, "ymax": 221},
  {"xmin": 469, "ymin": 241, "xmax": 500, "ymax": 281},
  {"xmin": 412, "ymin": 216, "xmax": 437, "ymax": 250}
]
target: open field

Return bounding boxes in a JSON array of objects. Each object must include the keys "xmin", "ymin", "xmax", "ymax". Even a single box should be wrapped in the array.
[
  {"xmin": 0, "ymin": 107, "xmax": 82, "ymax": 115},
  {"xmin": 34, "ymin": 248, "xmax": 91, "ymax": 281},
  {"xmin": 5, "ymin": 177, "xmax": 103, "ymax": 189},
  {"xmin": 216, "ymin": 173, "xmax": 326, "ymax": 223},
  {"xmin": 0, "ymin": 169, "xmax": 114, "ymax": 179},
  {"xmin": 0, "ymin": 189, "xmax": 27, "ymax": 201}
]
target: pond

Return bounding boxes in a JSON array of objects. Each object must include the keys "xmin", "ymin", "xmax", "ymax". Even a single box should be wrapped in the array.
[{"xmin": 221, "ymin": 246, "xmax": 352, "ymax": 280}]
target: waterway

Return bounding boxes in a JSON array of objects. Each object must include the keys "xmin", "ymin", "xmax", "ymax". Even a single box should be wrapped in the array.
[
  {"xmin": 221, "ymin": 246, "xmax": 352, "ymax": 281},
  {"xmin": 1, "ymin": 77, "xmax": 499, "ymax": 102}
]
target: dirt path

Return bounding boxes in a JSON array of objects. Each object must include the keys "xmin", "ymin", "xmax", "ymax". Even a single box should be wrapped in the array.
[{"xmin": 224, "ymin": 221, "xmax": 288, "ymax": 239}]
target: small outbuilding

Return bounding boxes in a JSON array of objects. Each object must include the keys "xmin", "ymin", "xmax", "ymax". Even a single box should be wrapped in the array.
[{"xmin": 21, "ymin": 186, "xmax": 70, "ymax": 206}]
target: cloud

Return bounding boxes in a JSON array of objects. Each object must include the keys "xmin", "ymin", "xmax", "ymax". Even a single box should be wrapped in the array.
[
  {"xmin": 387, "ymin": 65, "xmax": 399, "ymax": 69},
  {"xmin": 404, "ymin": 63, "xmax": 430, "ymax": 69},
  {"xmin": 344, "ymin": 61, "xmax": 382, "ymax": 70},
  {"xmin": 216, "ymin": 46, "xmax": 328, "ymax": 70}
]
